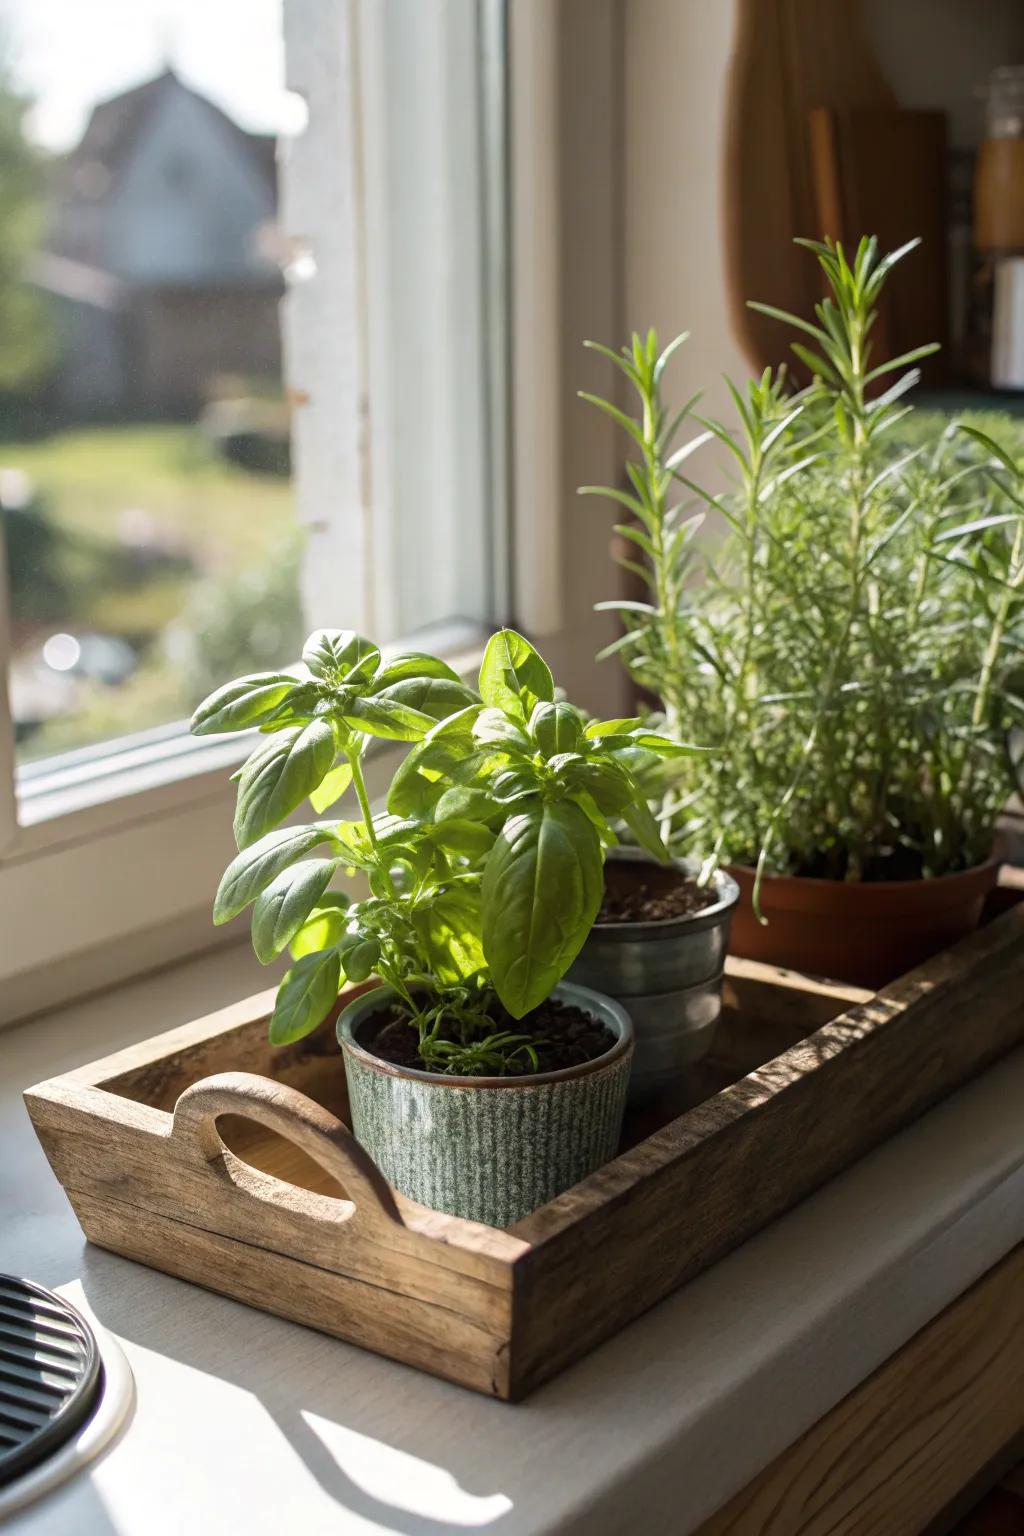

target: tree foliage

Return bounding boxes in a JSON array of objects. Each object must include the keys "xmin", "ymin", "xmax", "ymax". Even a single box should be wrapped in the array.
[{"xmin": 0, "ymin": 44, "xmax": 50, "ymax": 391}]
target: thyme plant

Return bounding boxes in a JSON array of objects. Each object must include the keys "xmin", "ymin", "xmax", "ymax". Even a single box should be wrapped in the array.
[
  {"xmin": 583, "ymin": 237, "xmax": 1024, "ymax": 892},
  {"xmin": 194, "ymin": 627, "xmax": 688, "ymax": 1069}
]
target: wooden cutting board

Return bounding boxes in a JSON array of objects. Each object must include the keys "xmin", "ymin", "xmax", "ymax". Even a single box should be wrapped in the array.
[{"xmin": 725, "ymin": 0, "xmax": 895, "ymax": 370}]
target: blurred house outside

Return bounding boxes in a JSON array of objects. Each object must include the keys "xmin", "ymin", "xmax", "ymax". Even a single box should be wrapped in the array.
[{"xmin": 30, "ymin": 68, "xmax": 282, "ymax": 420}]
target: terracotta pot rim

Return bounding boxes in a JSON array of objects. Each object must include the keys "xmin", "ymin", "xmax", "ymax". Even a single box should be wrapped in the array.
[
  {"xmin": 728, "ymin": 856, "xmax": 1001, "ymax": 895},
  {"xmin": 338, "ymin": 981, "xmax": 634, "ymax": 1090},
  {"xmin": 727, "ymin": 856, "xmax": 1001, "ymax": 918}
]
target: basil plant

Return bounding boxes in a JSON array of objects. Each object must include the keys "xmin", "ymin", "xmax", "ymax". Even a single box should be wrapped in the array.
[{"xmin": 193, "ymin": 627, "xmax": 691, "ymax": 1073}]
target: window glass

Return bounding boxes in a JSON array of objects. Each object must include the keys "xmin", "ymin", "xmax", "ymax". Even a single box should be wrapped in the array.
[{"xmin": 0, "ymin": 0, "xmax": 302, "ymax": 764}]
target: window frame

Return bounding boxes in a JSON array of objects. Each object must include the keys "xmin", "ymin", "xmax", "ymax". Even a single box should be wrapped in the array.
[
  {"xmin": 0, "ymin": 0, "xmax": 514, "ymax": 1026},
  {"xmin": 0, "ymin": 546, "xmax": 17, "ymax": 859}
]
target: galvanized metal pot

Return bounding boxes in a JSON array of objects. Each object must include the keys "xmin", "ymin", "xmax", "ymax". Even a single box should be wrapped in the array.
[
  {"xmin": 338, "ymin": 982, "xmax": 633, "ymax": 1229},
  {"xmin": 568, "ymin": 849, "xmax": 739, "ymax": 1103}
]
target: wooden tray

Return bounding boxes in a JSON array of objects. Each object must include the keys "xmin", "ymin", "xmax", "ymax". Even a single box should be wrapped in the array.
[{"xmin": 25, "ymin": 899, "xmax": 1024, "ymax": 1401}]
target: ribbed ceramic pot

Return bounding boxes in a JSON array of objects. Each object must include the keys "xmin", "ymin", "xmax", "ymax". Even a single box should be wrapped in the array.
[
  {"xmin": 568, "ymin": 849, "xmax": 739, "ymax": 1103},
  {"xmin": 337, "ymin": 982, "xmax": 633, "ymax": 1229}
]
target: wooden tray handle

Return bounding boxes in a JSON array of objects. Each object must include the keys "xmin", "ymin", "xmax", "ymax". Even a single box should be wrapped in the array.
[{"xmin": 171, "ymin": 1071, "xmax": 402, "ymax": 1232}]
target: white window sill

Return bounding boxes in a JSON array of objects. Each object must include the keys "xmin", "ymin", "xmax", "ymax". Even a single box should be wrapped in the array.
[{"xmin": 2, "ymin": 940, "xmax": 1023, "ymax": 1535}]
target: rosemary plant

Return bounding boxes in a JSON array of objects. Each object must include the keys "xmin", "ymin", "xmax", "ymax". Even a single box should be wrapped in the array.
[{"xmin": 583, "ymin": 237, "xmax": 1024, "ymax": 892}]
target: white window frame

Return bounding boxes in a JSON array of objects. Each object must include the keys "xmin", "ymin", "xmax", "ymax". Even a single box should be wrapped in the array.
[{"xmin": 0, "ymin": 0, "xmax": 518, "ymax": 1027}]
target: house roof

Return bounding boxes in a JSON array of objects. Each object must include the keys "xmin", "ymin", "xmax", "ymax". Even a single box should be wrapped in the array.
[{"xmin": 62, "ymin": 68, "xmax": 278, "ymax": 200}]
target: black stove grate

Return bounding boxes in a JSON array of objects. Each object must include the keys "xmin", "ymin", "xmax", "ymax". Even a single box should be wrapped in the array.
[{"xmin": 0, "ymin": 1276, "xmax": 102, "ymax": 1486}]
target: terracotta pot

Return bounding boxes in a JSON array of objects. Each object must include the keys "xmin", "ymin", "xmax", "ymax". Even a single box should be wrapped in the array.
[{"xmin": 728, "ymin": 860, "xmax": 1001, "ymax": 988}]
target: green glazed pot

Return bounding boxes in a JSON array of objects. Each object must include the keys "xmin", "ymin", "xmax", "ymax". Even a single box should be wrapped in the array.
[{"xmin": 337, "ymin": 982, "xmax": 633, "ymax": 1229}]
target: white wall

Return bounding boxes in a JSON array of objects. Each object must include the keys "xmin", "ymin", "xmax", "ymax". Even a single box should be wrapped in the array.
[
  {"xmin": 622, "ymin": 0, "xmax": 750, "ymax": 471},
  {"xmin": 539, "ymin": 0, "xmax": 634, "ymax": 715}
]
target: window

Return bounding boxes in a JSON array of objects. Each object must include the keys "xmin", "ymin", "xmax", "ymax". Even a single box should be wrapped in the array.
[
  {"xmin": 0, "ymin": 0, "xmax": 510, "ymax": 1020},
  {"xmin": 4, "ymin": 3, "xmax": 299, "ymax": 768}
]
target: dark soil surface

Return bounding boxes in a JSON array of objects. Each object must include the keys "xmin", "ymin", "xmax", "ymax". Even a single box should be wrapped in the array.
[
  {"xmin": 597, "ymin": 860, "xmax": 716, "ymax": 923},
  {"xmin": 358, "ymin": 998, "xmax": 615, "ymax": 1077}
]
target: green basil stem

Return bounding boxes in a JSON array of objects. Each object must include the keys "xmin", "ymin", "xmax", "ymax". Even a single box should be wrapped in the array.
[
  {"xmin": 346, "ymin": 744, "xmax": 397, "ymax": 904},
  {"xmin": 346, "ymin": 746, "xmax": 378, "ymax": 852},
  {"xmin": 344, "ymin": 751, "xmax": 422, "ymax": 1021}
]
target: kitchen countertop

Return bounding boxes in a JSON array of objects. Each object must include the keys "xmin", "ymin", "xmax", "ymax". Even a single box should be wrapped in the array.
[{"xmin": 2, "ymin": 941, "xmax": 1023, "ymax": 1536}]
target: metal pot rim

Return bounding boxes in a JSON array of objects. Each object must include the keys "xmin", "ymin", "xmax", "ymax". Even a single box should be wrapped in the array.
[
  {"xmin": 338, "ymin": 980, "xmax": 634, "ymax": 1090},
  {"xmin": 596, "ymin": 848, "xmax": 740, "ymax": 939}
]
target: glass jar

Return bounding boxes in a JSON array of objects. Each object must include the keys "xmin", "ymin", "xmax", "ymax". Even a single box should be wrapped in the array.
[{"xmin": 975, "ymin": 67, "xmax": 1024, "ymax": 252}]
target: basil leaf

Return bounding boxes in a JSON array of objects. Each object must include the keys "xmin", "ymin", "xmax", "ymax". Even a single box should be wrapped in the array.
[
  {"xmin": 478, "ymin": 629, "xmax": 554, "ymax": 721},
  {"xmin": 387, "ymin": 743, "xmax": 447, "ymax": 816},
  {"xmin": 309, "ymin": 760, "xmax": 353, "ymax": 813},
  {"xmin": 373, "ymin": 815, "xmax": 423, "ymax": 846},
  {"xmin": 430, "ymin": 818, "xmax": 495, "ymax": 858},
  {"xmin": 412, "ymin": 887, "xmax": 485, "ymax": 984},
  {"xmin": 625, "ymin": 731, "xmax": 710, "ymax": 757},
  {"xmin": 481, "ymin": 799, "xmax": 603, "ymax": 1017},
  {"xmin": 488, "ymin": 768, "xmax": 539, "ymax": 803},
  {"xmin": 545, "ymin": 752, "xmax": 584, "ymax": 775},
  {"xmin": 373, "ymin": 652, "xmax": 463, "ymax": 686},
  {"xmin": 213, "ymin": 823, "xmax": 342, "ymax": 924},
  {"xmin": 583, "ymin": 717, "xmax": 643, "ymax": 740},
  {"xmin": 332, "ymin": 821, "xmax": 385, "ymax": 870},
  {"xmin": 190, "ymin": 672, "xmax": 297, "ymax": 736},
  {"xmin": 472, "ymin": 707, "xmax": 532, "ymax": 752},
  {"xmin": 303, "ymin": 630, "xmax": 380, "ymax": 682},
  {"xmin": 251, "ymin": 858, "xmax": 340, "ymax": 963},
  {"xmin": 268, "ymin": 949, "xmax": 342, "ymax": 1045},
  {"xmin": 373, "ymin": 676, "xmax": 479, "ymax": 722},
  {"xmin": 385, "ymin": 709, "xmax": 489, "ymax": 815},
  {"xmin": 233, "ymin": 719, "xmax": 337, "ymax": 849},
  {"xmin": 431, "ymin": 785, "xmax": 499, "ymax": 823},
  {"xmin": 621, "ymin": 799, "xmax": 669, "ymax": 863},
  {"xmin": 392, "ymin": 838, "xmax": 438, "ymax": 885},
  {"xmin": 562, "ymin": 758, "xmax": 635, "ymax": 815},
  {"xmin": 258, "ymin": 681, "xmax": 326, "ymax": 730},
  {"xmin": 572, "ymin": 788, "xmax": 617, "ymax": 841},
  {"xmin": 530, "ymin": 701, "xmax": 584, "ymax": 756},
  {"xmin": 604, "ymin": 743, "xmax": 670, "ymax": 787},
  {"xmin": 341, "ymin": 694, "xmax": 434, "ymax": 741},
  {"xmin": 426, "ymin": 703, "xmax": 482, "ymax": 740},
  {"xmin": 337, "ymin": 929, "xmax": 380, "ymax": 984},
  {"xmin": 290, "ymin": 893, "xmax": 351, "ymax": 959}
]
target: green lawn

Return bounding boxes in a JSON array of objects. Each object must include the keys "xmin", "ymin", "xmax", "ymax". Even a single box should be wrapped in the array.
[
  {"xmin": 6, "ymin": 424, "xmax": 300, "ymax": 760},
  {"xmin": 5, "ymin": 423, "xmax": 292, "ymax": 565}
]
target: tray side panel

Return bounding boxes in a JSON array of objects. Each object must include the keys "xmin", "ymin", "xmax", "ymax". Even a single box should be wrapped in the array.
[
  {"xmin": 24, "ymin": 1080, "xmax": 517, "ymax": 1398},
  {"xmin": 71, "ymin": 1189, "xmax": 512, "ymax": 1398},
  {"xmin": 508, "ymin": 904, "xmax": 1024, "ymax": 1398}
]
